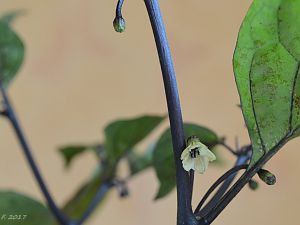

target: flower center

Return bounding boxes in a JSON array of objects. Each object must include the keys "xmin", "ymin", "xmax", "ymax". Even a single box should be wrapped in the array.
[{"xmin": 189, "ymin": 147, "xmax": 200, "ymax": 158}]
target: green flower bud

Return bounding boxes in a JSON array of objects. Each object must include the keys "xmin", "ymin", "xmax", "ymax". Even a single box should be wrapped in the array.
[
  {"xmin": 258, "ymin": 169, "xmax": 276, "ymax": 185},
  {"xmin": 248, "ymin": 179, "xmax": 259, "ymax": 191},
  {"xmin": 113, "ymin": 16, "xmax": 126, "ymax": 33}
]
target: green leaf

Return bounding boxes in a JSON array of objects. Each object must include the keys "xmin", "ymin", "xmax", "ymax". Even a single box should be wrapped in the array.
[
  {"xmin": 62, "ymin": 176, "xmax": 107, "ymax": 221},
  {"xmin": 233, "ymin": 0, "xmax": 300, "ymax": 167},
  {"xmin": 127, "ymin": 146, "xmax": 154, "ymax": 176},
  {"xmin": 0, "ymin": 10, "xmax": 25, "ymax": 25},
  {"xmin": 62, "ymin": 157, "xmax": 115, "ymax": 222},
  {"xmin": 58, "ymin": 145, "xmax": 95, "ymax": 168},
  {"xmin": 0, "ymin": 14, "xmax": 24, "ymax": 88},
  {"xmin": 0, "ymin": 191, "xmax": 53, "ymax": 225},
  {"xmin": 104, "ymin": 115, "xmax": 165, "ymax": 161},
  {"xmin": 153, "ymin": 123, "xmax": 220, "ymax": 200}
]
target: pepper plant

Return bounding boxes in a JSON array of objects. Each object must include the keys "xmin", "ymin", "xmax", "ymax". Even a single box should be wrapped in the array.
[{"xmin": 0, "ymin": 0, "xmax": 299, "ymax": 225}]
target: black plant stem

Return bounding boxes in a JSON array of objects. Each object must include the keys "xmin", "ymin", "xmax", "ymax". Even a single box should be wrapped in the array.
[
  {"xmin": 196, "ymin": 153, "xmax": 250, "ymax": 217},
  {"xmin": 194, "ymin": 164, "xmax": 248, "ymax": 215},
  {"xmin": 143, "ymin": 1, "xmax": 195, "ymax": 224},
  {"xmin": 0, "ymin": 83, "xmax": 70, "ymax": 225},
  {"xmin": 116, "ymin": 0, "xmax": 124, "ymax": 18},
  {"xmin": 189, "ymin": 170, "xmax": 195, "ymax": 203}
]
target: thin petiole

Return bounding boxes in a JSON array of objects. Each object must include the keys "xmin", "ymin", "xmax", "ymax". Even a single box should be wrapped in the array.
[
  {"xmin": 194, "ymin": 164, "xmax": 248, "ymax": 215},
  {"xmin": 219, "ymin": 142, "xmax": 239, "ymax": 156},
  {"xmin": 115, "ymin": 0, "xmax": 124, "ymax": 18},
  {"xmin": 196, "ymin": 153, "xmax": 250, "ymax": 218}
]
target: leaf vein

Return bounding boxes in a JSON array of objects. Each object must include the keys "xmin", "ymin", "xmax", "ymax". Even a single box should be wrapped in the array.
[
  {"xmin": 249, "ymin": 55, "xmax": 266, "ymax": 154},
  {"xmin": 288, "ymin": 62, "xmax": 300, "ymax": 131}
]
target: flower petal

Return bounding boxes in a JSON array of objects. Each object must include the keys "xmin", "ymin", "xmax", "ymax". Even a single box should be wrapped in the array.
[
  {"xmin": 200, "ymin": 147, "xmax": 216, "ymax": 162},
  {"xmin": 182, "ymin": 156, "xmax": 194, "ymax": 171},
  {"xmin": 180, "ymin": 147, "xmax": 190, "ymax": 160},
  {"xmin": 194, "ymin": 156, "xmax": 208, "ymax": 174}
]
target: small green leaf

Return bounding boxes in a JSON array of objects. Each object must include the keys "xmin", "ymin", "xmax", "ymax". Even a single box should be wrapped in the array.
[
  {"xmin": 0, "ymin": 14, "xmax": 24, "ymax": 88},
  {"xmin": 58, "ymin": 145, "xmax": 93, "ymax": 168},
  {"xmin": 153, "ymin": 123, "xmax": 220, "ymax": 200},
  {"xmin": 104, "ymin": 115, "xmax": 165, "ymax": 161},
  {"xmin": 127, "ymin": 146, "xmax": 154, "ymax": 176},
  {"xmin": 233, "ymin": 0, "xmax": 300, "ymax": 167},
  {"xmin": 0, "ymin": 191, "xmax": 53, "ymax": 225},
  {"xmin": 154, "ymin": 180, "xmax": 175, "ymax": 200},
  {"xmin": 62, "ymin": 177, "xmax": 107, "ymax": 221},
  {"xmin": 62, "ymin": 158, "xmax": 115, "ymax": 221}
]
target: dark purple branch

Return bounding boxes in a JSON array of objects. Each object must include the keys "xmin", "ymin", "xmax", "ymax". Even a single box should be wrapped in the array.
[
  {"xmin": 0, "ymin": 83, "xmax": 71, "ymax": 225},
  {"xmin": 143, "ymin": 1, "xmax": 195, "ymax": 224},
  {"xmin": 199, "ymin": 136, "xmax": 290, "ymax": 225},
  {"xmin": 196, "ymin": 150, "xmax": 250, "ymax": 217},
  {"xmin": 115, "ymin": 0, "xmax": 124, "ymax": 17},
  {"xmin": 194, "ymin": 164, "xmax": 248, "ymax": 215}
]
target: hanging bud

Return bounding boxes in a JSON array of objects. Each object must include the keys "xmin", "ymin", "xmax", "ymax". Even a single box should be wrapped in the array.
[
  {"xmin": 258, "ymin": 169, "xmax": 276, "ymax": 185},
  {"xmin": 113, "ymin": 16, "xmax": 126, "ymax": 33},
  {"xmin": 248, "ymin": 179, "xmax": 259, "ymax": 191},
  {"xmin": 119, "ymin": 187, "xmax": 129, "ymax": 198},
  {"xmin": 114, "ymin": 180, "xmax": 129, "ymax": 198}
]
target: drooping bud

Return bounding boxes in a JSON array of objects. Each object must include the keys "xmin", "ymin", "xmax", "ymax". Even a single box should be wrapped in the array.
[
  {"xmin": 119, "ymin": 187, "xmax": 129, "ymax": 198},
  {"xmin": 114, "ymin": 180, "xmax": 129, "ymax": 198},
  {"xmin": 258, "ymin": 169, "xmax": 276, "ymax": 185},
  {"xmin": 113, "ymin": 16, "xmax": 126, "ymax": 33},
  {"xmin": 248, "ymin": 179, "xmax": 259, "ymax": 191}
]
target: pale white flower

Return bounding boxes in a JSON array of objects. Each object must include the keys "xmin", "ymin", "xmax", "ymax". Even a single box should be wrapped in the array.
[{"xmin": 180, "ymin": 136, "xmax": 216, "ymax": 174}]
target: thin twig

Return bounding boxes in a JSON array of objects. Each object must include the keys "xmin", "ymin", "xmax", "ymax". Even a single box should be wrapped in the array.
[
  {"xmin": 194, "ymin": 164, "xmax": 248, "ymax": 215},
  {"xmin": 199, "ymin": 135, "xmax": 290, "ymax": 225},
  {"xmin": 219, "ymin": 142, "xmax": 239, "ymax": 156},
  {"xmin": 143, "ymin": 1, "xmax": 195, "ymax": 224},
  {"xmin": 189, "ymin": 170, "xmax": 195, "ymax": 203},
  {"xmin": 0, "ymin": 83, "xmax": 71, "ymax": 225},
  {"xmin": 195, "ymin": 153, "xmax": 250, "ymax": 217},
  {"xmin": 115, "ymin": 0, "xmax": 124, "ymax": 17}
]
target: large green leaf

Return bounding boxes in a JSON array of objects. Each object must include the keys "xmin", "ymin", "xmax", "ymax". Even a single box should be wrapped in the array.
[
  {"xmin": 104, "ymin": 115, "xmax": 165, "ymax": 161},
  {"xmin": 153, "ymin": 123, "xmax": 220, "ymax": 199},
  {"xmin": 0, "ymin": 191, "xmax": 53, "ymax": 225},
  {"xmin": 0, "ymin": 13, "xmax": 24, "ymax": 88},
  {"xmin": 233, "ymin": 0, "xmax": 300, "ymax": 167}
]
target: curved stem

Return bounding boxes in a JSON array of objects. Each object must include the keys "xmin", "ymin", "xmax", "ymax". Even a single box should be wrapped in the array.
[
  {"xmin": 200, "ymin": 136, "xmax": 290, "ymax": 225},
  {"xmin": 0, "ymin": 83, "xmax": 70, "ymax": 225},
  {"xmin": 143, "ymin": 1, "xmax": 195, "ymax": 224},
  {"xmin": 196, "ymin": 153, "xmax": 250, "ymax": 217},
  {"xmin": 115, "ymin": 0, "xmax": 124, "ymax": 17},
  {"xmin": 194, "ymin": 164, "xmax": 248, "ymax": 215}
]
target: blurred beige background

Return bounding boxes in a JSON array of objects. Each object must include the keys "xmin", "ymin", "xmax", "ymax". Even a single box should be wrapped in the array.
[{"xmin": 0, "ymin": 0, "xmax": 299, "ymax": 225}]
